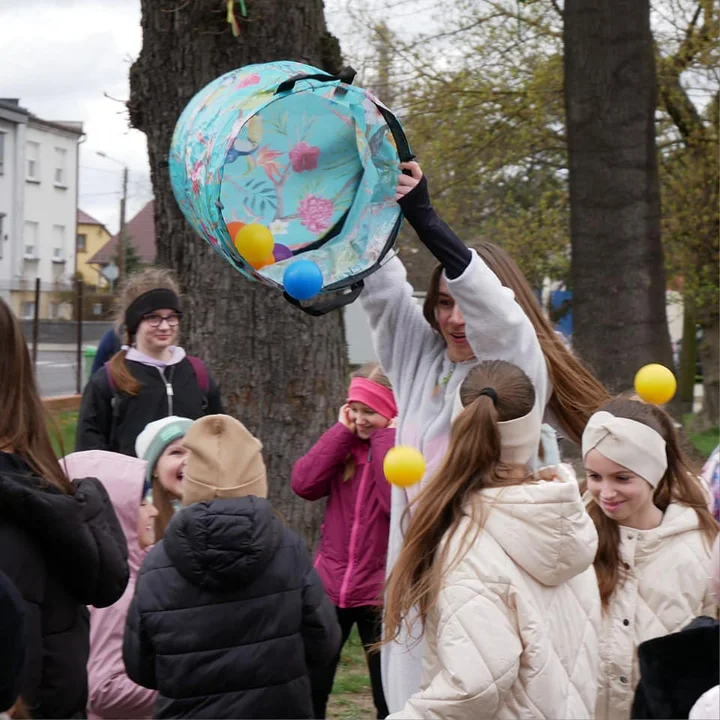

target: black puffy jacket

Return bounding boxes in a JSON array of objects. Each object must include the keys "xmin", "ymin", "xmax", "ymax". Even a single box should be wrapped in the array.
[
  {"xmin": 124, "ymin": 496, "xmax": 341, "ymax": 719},
  {"xmin": 0, "ymin": 451, "xmax": 129, "ymax": 719}
]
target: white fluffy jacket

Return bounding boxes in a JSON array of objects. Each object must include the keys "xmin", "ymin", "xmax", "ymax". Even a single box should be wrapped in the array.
[
  {"xmin": 388, "ymin": 465, "xmax": 601, "ymax": 720},
  {"xmin": 595, "ymin": 502, "xmax": 717, "ymax": 720}
]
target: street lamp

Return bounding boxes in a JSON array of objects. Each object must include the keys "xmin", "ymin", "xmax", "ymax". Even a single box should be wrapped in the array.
[{"xmin": 96, "ymin": 151, "xmax": 129, "ymax": 283}]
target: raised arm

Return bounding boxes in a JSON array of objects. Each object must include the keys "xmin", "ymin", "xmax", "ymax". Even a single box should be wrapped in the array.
[{"xmin": 398, "ymin": 162, "xmax": 549, "ymax": 405}]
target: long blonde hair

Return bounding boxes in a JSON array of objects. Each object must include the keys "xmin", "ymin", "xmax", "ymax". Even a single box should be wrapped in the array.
[
  {"xmin": 108, "ymin": 268, "xmax": 181, "ymax": 396},
  {"xmin": 0, "ymin": 299, "xmax": 72, "ymax": 493},
  {"xmin": 383, "ymin": 360, "xmax": 535, "ymax": 643},
  {"xmin": 423, "ymin": 242, "xmax": 610, "ymax": 444},
  {"xmin": 343, "ymin": 363, "xmax": 394, "ymax": 481},
  {"xmin": 589, "ymin": 398, "xmax": 719, "ymax": 609}
]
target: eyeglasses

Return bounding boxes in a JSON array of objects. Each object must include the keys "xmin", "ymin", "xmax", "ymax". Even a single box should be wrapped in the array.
[{"xmin": 143, "ymin": 312, "xmax": 183, "ymax": 328}]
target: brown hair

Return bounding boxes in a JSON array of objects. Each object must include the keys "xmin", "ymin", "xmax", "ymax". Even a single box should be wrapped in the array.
[
  {"xmin": 588, "ymin": 398, "xmax": 719, "ymax": 608},
  {"xmin": 423, "ymin": 242, "xmax": 610, "ymax": 444},
  {"xmin": 343, "ymin": 363, "xmax": 394, "ymax": 481},
  {"xmin": 383, "ymin": 360, "xmax": 535, "ymax": 643},
  {"xmin": 108, "ymin": 268, "xmax": 181, "ymax": 396},
  {"xmin": 0, "ymin": 299, "xmax": 72, "ymax": 493}
]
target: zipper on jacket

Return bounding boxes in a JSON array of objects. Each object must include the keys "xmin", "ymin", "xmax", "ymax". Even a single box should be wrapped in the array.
[
  {"xmin": 158, "ymin": 367, "xmax": 174, "ymax": 416},
  {"xmin": 339, "ymin": 445, "xmax": 372, "ymax": 608}
]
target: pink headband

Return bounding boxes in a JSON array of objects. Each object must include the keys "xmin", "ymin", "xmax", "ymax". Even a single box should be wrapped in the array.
[{"xmin": 347, "ymin": 377, "xmax": 397, "ymax": 420}]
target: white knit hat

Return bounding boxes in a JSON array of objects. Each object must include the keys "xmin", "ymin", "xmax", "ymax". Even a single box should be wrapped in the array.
[{"xmin": 135, "ymin": 416, "xmax": 194, "ymax": 489}]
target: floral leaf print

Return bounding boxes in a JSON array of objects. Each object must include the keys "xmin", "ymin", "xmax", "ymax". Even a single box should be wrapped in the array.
[
  {"xmin": 289, "ymin": 142, "xmax": 321, "ymax": 172},
  {"xmin": 255, "ymin": 146, "xmax": 284, "ymax": 182},
  {"xmin": 298, "ymin": 194, "xmax": 334, "ymax": 233},
  {"xmin": 269, "ymin": 219, "xmax": 289, "ymax": 235}
]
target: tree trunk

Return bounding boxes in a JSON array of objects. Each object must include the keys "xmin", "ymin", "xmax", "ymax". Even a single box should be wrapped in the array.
[
  {"xmin": 564, "ymin": 0, "xmax": 673, "ymax": 392},
  {"xmin": 699, "ymin": 309, "xmax": 720, "ymax": 428},
  {"xmin": 128, "ymin": 0, "xmax": 347, "ymax": 548}
]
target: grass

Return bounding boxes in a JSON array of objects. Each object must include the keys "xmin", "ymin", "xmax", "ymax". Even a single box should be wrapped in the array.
[
  {"xmin": 688, "ymin": 425, "xmax": 720, "ymax": 460},
  {"xmin": 326, "ymin": 628, "xmax": 376, "ymax": 719},
  {"xmin": 50, "ymin": 410, "xmax": 78, "ymax": 457}
]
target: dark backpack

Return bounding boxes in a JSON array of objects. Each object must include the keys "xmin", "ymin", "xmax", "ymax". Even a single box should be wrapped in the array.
[{"xmin": 104, "ymin": 356, "xmax": 210, "ymax": 411}]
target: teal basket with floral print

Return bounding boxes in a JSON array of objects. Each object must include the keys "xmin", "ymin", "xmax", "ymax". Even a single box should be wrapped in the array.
[{"xmin": 169, "ymin": 61, "xmax": 412, "ymax": 315}]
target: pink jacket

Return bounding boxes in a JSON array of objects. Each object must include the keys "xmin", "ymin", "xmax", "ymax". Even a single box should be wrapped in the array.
[
  {"xmin": 291, "ymin": 424, "xmax": 394, "ymax": 608},
  {"xmin": 61, "ymin": 450, "xmax": 157, "ymax": 720}
]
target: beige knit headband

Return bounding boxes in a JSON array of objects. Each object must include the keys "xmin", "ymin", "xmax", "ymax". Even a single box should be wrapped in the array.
[{"xmin": 582, "ymin": 411, "xmax": 667, "ymax": 488}]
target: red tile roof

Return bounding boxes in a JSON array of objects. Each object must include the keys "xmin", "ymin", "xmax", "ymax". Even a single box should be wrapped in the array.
[
  {"xmin": 77, "ymin": 208, "xmax": 105, "ymax": 226},
  {"xmin": 88, "ymin": 201, "xmax": 156, "ymax": 265}
]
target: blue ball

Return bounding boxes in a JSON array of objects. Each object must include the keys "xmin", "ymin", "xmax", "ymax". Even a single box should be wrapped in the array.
[{"xmin": 283, "ymin": 259, "xmax": 324, "ymax": 301}]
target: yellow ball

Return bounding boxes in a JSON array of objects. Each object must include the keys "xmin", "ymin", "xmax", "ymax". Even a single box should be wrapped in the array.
[
  {"xmin": 234, "ymin": 223, "xmax": 274, "ymax": 265},
  {"xmin": 634, "ymin": 364, "xmax": 677, "ymax": 405},
  {"xmin": 384, "ymin": 446, "xmax": 425, "ymax": 487}
]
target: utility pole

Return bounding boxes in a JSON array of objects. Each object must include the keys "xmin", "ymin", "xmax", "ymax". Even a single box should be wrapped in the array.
[{"xmin": 118, "ymin": 165, "xmax": 128, "ymax": 283}]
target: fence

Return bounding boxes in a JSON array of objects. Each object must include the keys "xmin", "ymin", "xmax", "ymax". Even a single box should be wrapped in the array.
[{"xmin": 17, "ymin": 278, "xmax": 115, "ymax": 398}]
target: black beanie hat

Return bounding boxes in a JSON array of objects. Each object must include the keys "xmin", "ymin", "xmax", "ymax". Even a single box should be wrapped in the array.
[
  {"xmin": 124, "ymin": 288, "xmax": 182, "ymax": 336},
  {"xmin": 0, "ymin": 571, "xmax": 26, "ymax": 712}
]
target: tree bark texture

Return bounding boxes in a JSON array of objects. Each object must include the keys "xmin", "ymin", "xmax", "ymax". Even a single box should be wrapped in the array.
[
  {"xmin": 129, "ymin": 0, "xmax": 347, "ymax": 547},
  {"xmin": 564, "ymin": 0, "xmax": 673, "ymax": 392}
]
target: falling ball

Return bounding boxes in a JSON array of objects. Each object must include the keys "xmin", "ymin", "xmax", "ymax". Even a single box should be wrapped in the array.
[
  {"xmin": 283, "ymin": 259, "xmax": 324, "ymax": 301},
  {"xmin": 383, "ymin": 446, "xmax": 425, "ymax": 487},
  {"xmin": 634, "ymin": 364, "xmax": 677, "ymax": 405},
  {"xmin": 234, "ymin": 223, "xmax": 274, "ymax": 265}
]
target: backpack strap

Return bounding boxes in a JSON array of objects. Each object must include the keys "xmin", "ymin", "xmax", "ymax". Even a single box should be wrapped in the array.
[{"xmin": 187, "ymin": 356, "xmax": 210, "ymax": 411}]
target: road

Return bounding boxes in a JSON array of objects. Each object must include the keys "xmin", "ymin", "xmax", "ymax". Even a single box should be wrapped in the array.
[{"xmin": 35, "ymin": 349, "xmax": 87, "ymax": 397}]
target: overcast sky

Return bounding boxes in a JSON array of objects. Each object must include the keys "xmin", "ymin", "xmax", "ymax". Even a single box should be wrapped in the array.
[{"xmin": 1, "ymin": 0, "xmax": 414, "ymax": 233}]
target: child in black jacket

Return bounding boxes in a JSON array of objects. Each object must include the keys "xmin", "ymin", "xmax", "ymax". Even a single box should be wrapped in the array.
[{"xmin": 124, "ymin": 415, "xmax": 341, "ymax": 719}]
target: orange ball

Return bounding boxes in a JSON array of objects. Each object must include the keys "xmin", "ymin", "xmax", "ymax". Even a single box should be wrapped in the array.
[
  {"xmin": 250, "ymin": 254, "xmax": 276, "ymax": 270},
  {"xmin": 226, "ymin": 220, "xmax": 246, "ymax": 238}
]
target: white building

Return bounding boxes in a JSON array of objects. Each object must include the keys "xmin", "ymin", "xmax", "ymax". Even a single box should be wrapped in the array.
[{"xmin": 0, "ymin": 98, "xmax": 83, "ymax": 319}]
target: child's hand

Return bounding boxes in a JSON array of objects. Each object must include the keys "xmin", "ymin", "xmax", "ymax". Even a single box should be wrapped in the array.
[
  {"xmin": 387, "ymin": 417, "xmax": 397, "ymax": 429},
  {"xmin": 395, "ymin": 161, "xmax": 423, "ymax": 201},
  {"xmin": 338, "ymin": 404, "xmax": 355, "ymax": 433}
]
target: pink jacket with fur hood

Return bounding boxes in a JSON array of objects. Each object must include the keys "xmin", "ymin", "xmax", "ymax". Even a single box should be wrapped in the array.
[{"xmin": 62, "ymin": 450, "xmax": 157, "ymax": 720}]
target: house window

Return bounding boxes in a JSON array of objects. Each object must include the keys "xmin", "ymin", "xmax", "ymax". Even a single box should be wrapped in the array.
[
  {"xmin": 26, "ymin": 141, "xmax": 40, "ymax": 181},
  {"xmin": 24, "ymin": 221, "xmax": 39, "ymax": 258},
  {"xmin": 21, "ymin": 301, "xmax": 35, "ymax": 320},
  {"xmin": 54, "ymin": 147, "xmax": 67, "ymax": 186},
  {"xmin": 92, "ymin": 303, "xmax": 103, "ymax": 316},
  {"xmin": 77, "ymin": 233, "xmax": 87, "ymax": 252},
  {"xmin": 49, "ymin": 302, "xmax": 60, "ymax": 319},
  {"xmin": 52, "ymin": 225, "xmax": 65, "ymax": 262},
  {"xmin": 0, "ymin": 132, "xmax": 5, "ymax": 175}
]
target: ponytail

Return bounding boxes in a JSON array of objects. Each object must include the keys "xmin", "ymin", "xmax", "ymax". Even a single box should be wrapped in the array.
[{"xmin": 107, "ymin": 331, "xmax": 141, "ymax": 396}]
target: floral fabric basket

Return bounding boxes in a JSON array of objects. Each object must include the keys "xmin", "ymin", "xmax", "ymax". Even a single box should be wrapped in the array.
[{"xmin": 169, "ymin": 61, "xmax": 412, "ymax": 314}]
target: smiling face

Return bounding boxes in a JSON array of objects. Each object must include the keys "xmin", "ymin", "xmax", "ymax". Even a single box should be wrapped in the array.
[
  {"xmin": 134, "ymin": 308, "xmax": 180, "ymax": 356},
  {"xmin": 348, "ymin": 401, "xmax": 390, "ymax": 440},
  {"xmin": 436, "ymin": 276, "xmax": 475, "ymax": 363},
  {"xmin": 137, "ymin": 500, "xmax": 159, "ymax": 549},
  {"xmin": 155, "ymin": 438, "xmax": 189, "ymax": 499},
  {"xmin": 585, "ymin": 448, "xmax": 662, "ymax": 530}
]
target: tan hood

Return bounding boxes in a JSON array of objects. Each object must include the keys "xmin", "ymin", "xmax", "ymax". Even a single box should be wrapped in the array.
[{"xmin": 477, "ymin": 464, "xmax": 598, "ymax": 586}]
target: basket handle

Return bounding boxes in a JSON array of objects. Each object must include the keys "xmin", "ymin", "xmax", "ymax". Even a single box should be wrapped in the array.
[
  {"xmin": 283, "ymin": 281, "xmax": 364, "ymax": 316},
  {"xmin": 276, "ymin": 66, "xmax": 357, "ymax": 94}
]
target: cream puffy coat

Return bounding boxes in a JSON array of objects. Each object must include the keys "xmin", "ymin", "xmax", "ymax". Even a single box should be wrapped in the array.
[
  {"xmin": 388, "ymin": 465, "xmax": 601, "ymax": 720},
  {"xmin": 595, "ymin": 502, "xmax": 717, "ymax": 720}
]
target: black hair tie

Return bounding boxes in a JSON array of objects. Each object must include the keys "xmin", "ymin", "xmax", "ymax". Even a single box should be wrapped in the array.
[{"xmin": 478, "ymin": 387, "xmax": 498, "ymax": 406}]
